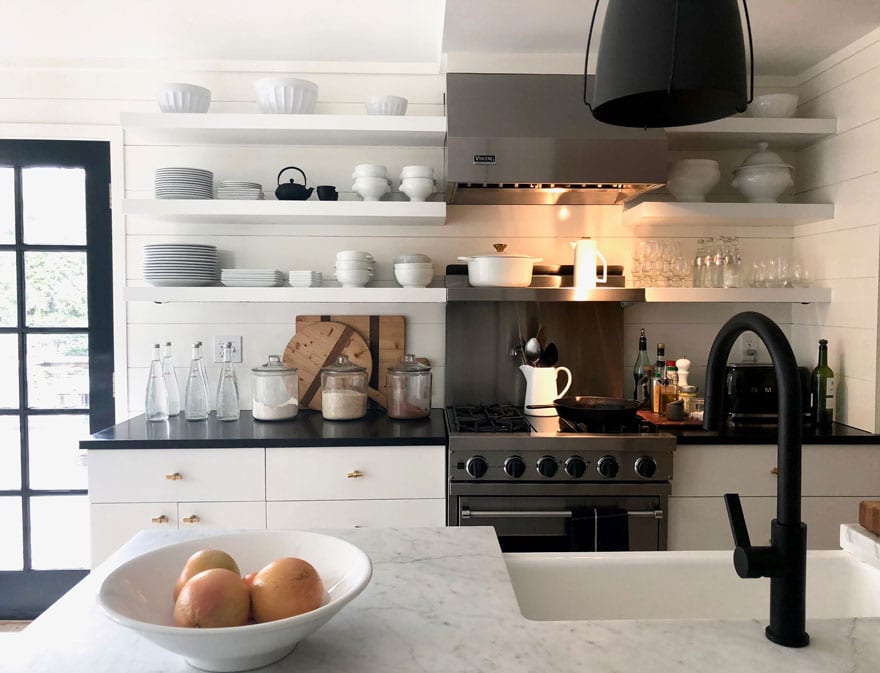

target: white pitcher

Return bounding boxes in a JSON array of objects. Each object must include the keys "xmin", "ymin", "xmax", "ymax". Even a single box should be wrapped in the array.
[
  {"xmin": 571, "ymin": 237, "xmax": 608, "ymax": 290},
  {"xmin": 520, "ymin": 364, "xmax": 573, "ymax": 416}
]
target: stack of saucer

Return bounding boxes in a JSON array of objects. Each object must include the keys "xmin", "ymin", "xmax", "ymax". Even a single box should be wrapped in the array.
[
  {"xmin": 220, "ymin": 268, "xmax": 284, "ymax": 287},
  {"xmin": 154, "ymin": 168, "xmax": 213, "ymax": 199},
  {"xmin": 288, "ymin": 270, "xmax": 323, "ymax": 287},
  {"xmin": 216, "ymin": 181, "xmax": 263, "ymax": 200},
  {"xmin": 143, "ymin": 244, "xmax": 217, "ymax": 286}
]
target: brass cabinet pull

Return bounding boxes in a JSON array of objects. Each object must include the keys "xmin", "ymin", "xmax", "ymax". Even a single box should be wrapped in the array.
[
  {"xmin": 347, "ymin": 470, "xmax": 364, "ymax": 479},
  {"xmin": 165, "ymin": 472, "xmax": 183, "ymax": 481},
  {"xmin": 771, "ymin": 467, "xmax": 779, "ymax": 476},
  {"xmin": 182, "ymin": 515, "xmax": 201, "ymax": 524},
  {"xmin": 151, "ymin": 515, "xmax": 169, "ymax": 524}
]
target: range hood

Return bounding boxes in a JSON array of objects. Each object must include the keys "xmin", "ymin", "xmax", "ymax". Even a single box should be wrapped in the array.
[{"xmin": 445, "ymin": 73, "xmax": 668, "ymax": 206}]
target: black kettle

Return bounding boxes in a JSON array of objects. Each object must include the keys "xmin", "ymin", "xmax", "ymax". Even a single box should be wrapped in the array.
[{"xmin": 275, "ymin": 166, "xmax": 314, "ymax": 200}]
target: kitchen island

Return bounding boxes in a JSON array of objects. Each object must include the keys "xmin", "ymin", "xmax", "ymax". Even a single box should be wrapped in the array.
[{"xmin": 7, "ymin": 526, "xmax": 880, "ymax": 673}]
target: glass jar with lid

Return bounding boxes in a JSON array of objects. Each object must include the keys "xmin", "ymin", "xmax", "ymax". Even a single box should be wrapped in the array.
[
  {"xmin": 386, "ymin": 354, "xmax": 432, "ymax": 420},
  {"xmin": 251, "ymin": 355, "xmax": 298, "ymax": 421},
  {"xmin": 320, "ymin": 355, "xmax": 368, "ymax": 420}
]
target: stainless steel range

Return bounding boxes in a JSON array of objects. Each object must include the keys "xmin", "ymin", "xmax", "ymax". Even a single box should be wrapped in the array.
[{"xmin": 446, "ymin": 405, "xmax": 676, "ymax": 552}]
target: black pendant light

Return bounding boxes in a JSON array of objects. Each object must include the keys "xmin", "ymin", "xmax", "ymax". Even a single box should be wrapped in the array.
[{"xmin": 584, "ymin": 0, "xmax": 754, "ymax": 128}]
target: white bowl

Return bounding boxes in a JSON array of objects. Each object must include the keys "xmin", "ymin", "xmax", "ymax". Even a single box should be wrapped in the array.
[
  {"xmin": 749, "ymin": 93, "xmax": 799, "ymax": 118},
  {"xmin": 365, "ymin": 95, "xmax": 408, "ymax": 116},
  {"xmin": 335, "ymin": 259, "xmax": 374, "ymax": 270},
  {"xmin": 666, "ymin": 159, "xmax": 720, "ymax": 202},
  {"xmin": 336, "ymin": 250, "xmax": 374, "ymax": 262},
  {"xmin": 399, "ymin": 165, "xmax": 434, "ymax": 179},
  {"xmin": 394, "ymin": 264, "xmax": 434, "ymax": 288},
  {"xmin": 394, "ymin": 253, "xmax": 432, "ymax": 264},
  {"xmin": 334, "ymin": 268, "xmax": 373, "ymax": 287},
  {"xmin": 352, "ymin": 177, "xmax": 391, "ymax": 201},
  {"xmin": 97, "ymin": 530, "xmax": 372, "ymax": 672},
  {"xmin": 352, "ymin": 164, "xmax": 388, "ymax": 179},
  {"xmin": 157, "ymin": 83, "xmax": 211, "ymax": 113},
  {"xmin": 255, "ymin": 77, "xmax": 318, "ymax": 114},
  {"xmin": 731, "ymin": 164, "xmax": 794, "ymax": 203},
  {"xmin": 399, "ymin": 177, "xmax": 435, "ymax": 202},
  {"xmin": 393, "ymin": 262, "xmax": 433, "ymax": 270}
]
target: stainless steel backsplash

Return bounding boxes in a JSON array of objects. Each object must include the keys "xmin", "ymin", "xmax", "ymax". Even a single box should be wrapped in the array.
[{"xmin": 445, "ymin": 301, "xmax": 624, "ymax": 406}]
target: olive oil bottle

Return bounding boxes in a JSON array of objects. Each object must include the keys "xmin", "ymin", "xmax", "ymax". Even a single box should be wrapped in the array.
[{"xmin": 810, "ymin": 339, "xmax": 835, "ymax": 428}]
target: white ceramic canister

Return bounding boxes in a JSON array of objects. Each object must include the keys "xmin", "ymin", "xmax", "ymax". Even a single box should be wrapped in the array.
[
  {"xmin": 520, "ymin": 364, "xmax": 573, "ymax": 416},
  {"xmin": 571, "ymin": 238, "xmax": 608, "ymax": 290}
]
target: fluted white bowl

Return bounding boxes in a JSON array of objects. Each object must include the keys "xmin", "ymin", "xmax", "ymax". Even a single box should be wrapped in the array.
[
  {"xmin": 157, "ymin": 83, "xmax": 211, "ymax": 113},
  {"xmin": 731, "ymin": 164, "xmax": 794, "ymax": 203},
  {"xmin": 666, "ymin": 159, "xmax": 721, "ymax": 202},
  {"xmin": 399, "ymin": 165, "xmax": 434, "ymax": 179},
  {"xmin": 255, "ymin": 78, "xmax": 318, "ymax": 114},
  {"xmin": 352, "ymin": 164, "xmax": 388, "ymax": 179},
  {"xmin": 334, "ymin": 259, "xmax": 374, "ymax": 270},
  {"xmin": 352, "ymin": 177, "xmax": 390, "ymax": 201},
  {"xmin": 394, "ymin": 264, "xmax": 434, "ymax": 288},
  {"xmin": 334, "ymin": 268, "xmax": 373, "ymax": 287},
  {"xmin": 749, "ymin": 93, "xmax": 799, "ymax": 118},
  {"xmin": 365, "ymin": 95, "xmax": 408, "ymax": 116},
  {"xmin": 394, "ymin": 253, "xmax": 432, "ymax": 264},
  {"xmin": 399, "ymin": 177, "xmax": 435, "ymax": 202},
  {"xmin": 336, "ymin": 250, "xmax": 374, "ymax": 262}
]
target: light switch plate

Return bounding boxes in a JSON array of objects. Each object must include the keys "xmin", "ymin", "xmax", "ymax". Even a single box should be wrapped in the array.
[{"xmin": 213, "ymin": 336, "xmax": 242, "ymax": 363}]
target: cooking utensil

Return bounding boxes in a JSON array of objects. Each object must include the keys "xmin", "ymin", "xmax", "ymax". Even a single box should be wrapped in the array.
[
  {"xmin": 543, "ymin": 342, "xmax": 559, "ymax": 367},
  {"xmin": 275, "ymin": 166, "xmax": 314, "ymax": 200},
  {"xmin": 523, "ymin": 337, "xmax": 543, "ymax": 366},
  {"xmin": 457, "ymin": 243, "xmax": 542, "ymax": 287},
  {"xmin": 520, "ymin": 364, "xmax": 572, "ymax": 416},
  {"xmin": 527, "ymin": 396, "xmax": 641, "ymax": 425}
]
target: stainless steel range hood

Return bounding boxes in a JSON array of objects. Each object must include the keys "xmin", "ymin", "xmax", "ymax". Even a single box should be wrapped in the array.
[{"xmin": 446, "ymin": 73, "xmax": 668, "ymax": 206}]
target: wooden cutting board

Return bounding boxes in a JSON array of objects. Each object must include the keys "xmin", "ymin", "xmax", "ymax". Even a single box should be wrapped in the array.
[
  {"xmin": 282, "ymin": 321, "xmax": 373, "ymax": 411},
  {"xmin": 294, "ymin": 315, "xmax": 405, "ymax": 409},
  {"xmin": 860, "ymin": 501, "xmax": 880, "ymax": 536}
]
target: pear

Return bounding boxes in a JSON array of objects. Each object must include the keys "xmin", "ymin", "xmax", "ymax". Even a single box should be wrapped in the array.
[
  {"xmin": 173, "ymin": 568, "xmax": 250, "ymax": 628},
  {"xmin": 174, "ymin": 549, "xmax": 241, "ymax": 601},
  {"xmin": 250, "ymin": 557, "xmax": 324, "ymax": 623}
]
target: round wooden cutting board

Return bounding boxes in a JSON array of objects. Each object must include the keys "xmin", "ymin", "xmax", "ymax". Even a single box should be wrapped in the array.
[{"xmin": 282, "ymin": 321, "xmax": 373, "ymax": 411}]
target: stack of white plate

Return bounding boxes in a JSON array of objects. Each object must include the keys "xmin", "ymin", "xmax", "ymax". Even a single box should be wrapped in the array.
[
  {"xmin": 335, "ymin": 250, "xmax": 374, "ymax": 288},
  {"xmin": 288, "ymin": 270, "xmax": 323, "ymax": 287},
  {"xmin": 216, "ymin": 181, "xmax": 263, "ymax": 200},
  {"xmin": 220, "ymin": 268, "xmax": 284, "ymax": 287},
  {"xmin": 155, "ymin": 168, "xmax": 214, "ymax": 200},
  {"xmin": 143, "ymin": 244, "xmax": 218, "ymax": 286}
]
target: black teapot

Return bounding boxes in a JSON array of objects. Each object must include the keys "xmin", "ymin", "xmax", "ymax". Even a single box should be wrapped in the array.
[{"xmin": 275, "ymin": 166, "xmax": 314, "ymax": 200}]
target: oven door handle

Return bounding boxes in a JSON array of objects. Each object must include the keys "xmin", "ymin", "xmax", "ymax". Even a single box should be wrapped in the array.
[{"xmin": 460, "ymin": 507, "xmax": 663, "ymax": 520}]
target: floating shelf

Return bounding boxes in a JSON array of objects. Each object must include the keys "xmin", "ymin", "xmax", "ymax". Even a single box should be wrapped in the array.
[
  {"xmin": 125, "ymin": 286, "xmax": 448, "ymax": 304},
  {"xmin": 120, "ymin": 112, "xmax": 447, "ymax": 146},
  {"xmin": 122, "ymin": 198, "xmax": 447, "ymax": 226},
  {"xmin": 622, "ymin": 202, "xmax": 835, "ymax": 228},
  {"xmin": 665, "ymin": 117, "xmax": 837, "ymax": 150},
  {"xmin": 644, "ymin": 287, "xmax": 831, "ymax": 303},
  {"xmin": 445, "ymin": 287, "xmax": 645, "ymax": 302}
]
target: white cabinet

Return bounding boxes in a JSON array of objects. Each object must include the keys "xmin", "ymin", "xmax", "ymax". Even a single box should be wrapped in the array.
[{"xmin": 268, "ymin": 499, "xmax": 444, "ymax": 529}]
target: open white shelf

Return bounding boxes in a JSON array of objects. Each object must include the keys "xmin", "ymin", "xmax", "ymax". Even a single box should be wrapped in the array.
[
  {"xmin": 622, "ymin": 201, "xmax": 835, "ymax": 228},
  {"xmin": 644, "ymin": 287, "xmax": 831, "ymax": 303},
  {"xmin": 125, "ymin": 286, "xmax": 448, "ymax": 304},
  {"xmin": 665, "ymin": 117, "xmax": 837, "ymax": 150},
  {"xmin": 121, "ymin": 112, "xmax": 447, "ymax": 146},
  {"xmin": 123, "ymin": 198, "xmax": 447, "ymax": 226}
]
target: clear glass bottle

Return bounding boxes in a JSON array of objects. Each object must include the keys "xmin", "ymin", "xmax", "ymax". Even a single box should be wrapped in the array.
[
  {"xmin": 145, "ymin": 343, "xmax": 169, "ymax": 422},
  {"xmin": 184, "ymin": 342, "xmax": 209, "ymax": 421},
  {"xmin": 692, "ymin": 239, "xmax": 706, "ymax": 288},
  {"xmin": 215, "ymin": 341, "xmax": 240, "ymax": 422},
  {"xmin": 632, "ymin": 328, "xmax": 653, "ymax": 406},
  {"xmin": 811, "ymin": 339, "xmax": 835, "ymax": 429},
  {"xmin": 161, "ymin": 341, "xmax": 181, "ymax": 417}
]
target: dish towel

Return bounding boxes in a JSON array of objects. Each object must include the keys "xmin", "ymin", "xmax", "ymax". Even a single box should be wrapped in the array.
[{"xmin": 567, "ymin": 506, "xmax": 630, "ymax": 552}]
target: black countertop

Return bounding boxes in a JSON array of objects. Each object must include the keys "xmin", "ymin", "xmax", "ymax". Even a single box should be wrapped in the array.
[
  {"xmin": 663, "ymin": 420, "xmax": 880, "ymax": 445},
  {"xmin": 81, "ymin": 409, "xmax": 448, "ymax": 449}
]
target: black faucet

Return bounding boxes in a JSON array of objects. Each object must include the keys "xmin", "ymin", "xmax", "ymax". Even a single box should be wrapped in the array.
[{"xmin": 703, "ymin": 311, "xmax": 809, "ymax": 648}]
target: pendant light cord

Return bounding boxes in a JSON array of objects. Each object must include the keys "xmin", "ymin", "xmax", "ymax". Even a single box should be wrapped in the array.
[
  {"xmin": 742, "ymin": 0, "xmax": 754, "ymax": 104},
  {"xmin": 666, "ymin": 0, "xmax": 680, "ymax": 94},
  {"xmin": 583, "ymin": 0, "xmax": 601, "ymax": 109}
]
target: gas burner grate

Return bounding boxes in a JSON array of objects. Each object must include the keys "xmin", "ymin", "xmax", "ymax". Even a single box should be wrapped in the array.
[
  {"xmin": 558, "ymin": 416, "xmax": 654, "ymax": 434},
  {"xmin": 448, "ymin": 405, "xmax": 532, "ymax": 433}
]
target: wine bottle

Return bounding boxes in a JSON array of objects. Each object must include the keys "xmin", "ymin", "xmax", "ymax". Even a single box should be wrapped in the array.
[
  {"xmin": 145, "ymin": 344, "xmax": 169, "ymax": 422},
  {"xmin": 811, "ymin": 339, "xmax": 835, "ymax": 428},
  {"xmin": 162, "ymin": 341, "xmax": 181, "ymax": 417},
  {"xmin": 632, "ymin": 328, "xmax": 653, "ymax": 406},
  {"xmin": 184, "ymin": 342, "xmax": 209, "ymax": 421}
]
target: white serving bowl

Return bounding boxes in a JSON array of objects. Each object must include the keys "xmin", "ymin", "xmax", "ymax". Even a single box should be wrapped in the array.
[
  {"xmin": 334, "ymin": 268, "xmax": 373, "ymax": 287},
  {"xmin": 399, "ymin": 165, "xmax": 434, "ymax": 179},
  {"xmin": 749, "ymin": 93, "xmax": 799, "ymax": 118},
  {"xmin": 394, "ymin": 264, "xmax": 434, "ymax": 288},
  {"xmin": 97, "ymin": 530, "xmax": 372, "ymax": 673},
  {"xmin": 399, "ymin": 177, "xmax": 435, "ymax": 202},
  {"xmin": 335, "ymin": 259, "xmax": 374, "ymax": 270},
  {"xmin": 352, "ymin": 176, "xmax": 391, "ymax": 201},
  {"xmin": 352, "ymin": 164, "xmax": 388, "ymax": 179},
  {"xmin": 731, "ymin": 164, "xmax": 794, "ymax": 203},
  {"xmin": 336, "ymin": 250, "xmax": 374, "ymax": 262},
  {"xmin": 666, "ymin": 159, "xmax": 721, "ymax": 202},
  {"xmin": 255, "ymin": 77, "xmax": 318, "ymax": 114},
  {"xmin": 156, "ymin": 83, "xmax": 212, "ymax": 113},
  {"xmin": 365, "ymin": 95, "xmax": 408, "ymax": 116},
  {"xmin": 394, "ymin": 253, "xmax": 432, "ymax": 264}
]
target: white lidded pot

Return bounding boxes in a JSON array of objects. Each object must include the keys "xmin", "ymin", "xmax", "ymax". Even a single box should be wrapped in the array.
[
  {"xmin": 458, "ymin": 243, "xmax": 542, "ymax": 287},
  {"xmin": 520, "ymin": 364, "xmax": 573, "ymax": 416},
  {"xmin": 570, "ymin": 238, "xmax": 608, "ymax": 289},
  {"xmin": 731, "ymin": 142, "xmax": 794, "ymax": 203}
]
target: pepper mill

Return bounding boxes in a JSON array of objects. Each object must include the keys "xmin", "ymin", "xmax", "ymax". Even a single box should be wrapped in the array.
[{"xmin": 676, "ymin": 357, "xmax": 692, "ymax": 388}]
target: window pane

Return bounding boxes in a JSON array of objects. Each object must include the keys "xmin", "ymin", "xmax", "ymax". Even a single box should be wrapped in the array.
[
  {"xmin": 0, "ymin": 167, "xmax": 13, "ymax": 244},
  {"xmin": 30, "ymin": 495, "xmax": 89, "ymax": 569},
  {"xmin": 27, "ymin": 333, "xmax": 89, "ymax": 409},
  {"xmin": 0, "ymin": 251, "xmax": 16, "ymax": 327},
  {"xmin": 0, "ymin": 496, "xmax": 23, "ymax": 570},
  {"xmin": 28, "ymin": 415, "xmax": 89, "ymax": 490},
  {"xmin": 25, "ymin": 251, "xmax": 87, "ymax": 328},
  {"xmin": 0, "ymin": 333, "xmax": 19, "ymax": 408},
  {"xmin": 0, "ymin": 416, "xmax": 21, "ymax": 490},
  {"xmin": 22, "ymin": 167, "xmax": 86, "ymax": 245}
]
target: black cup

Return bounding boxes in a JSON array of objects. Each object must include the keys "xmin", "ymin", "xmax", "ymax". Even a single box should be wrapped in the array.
[{"xmin": 317, "ymin": 185, "xmax": 338, "ymax": 201}]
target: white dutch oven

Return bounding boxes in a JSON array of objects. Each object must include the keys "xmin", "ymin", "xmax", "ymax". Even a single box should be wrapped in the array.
[{"xmin": 458, "ymin": 244, "xmax": 542, "ymax": 287}]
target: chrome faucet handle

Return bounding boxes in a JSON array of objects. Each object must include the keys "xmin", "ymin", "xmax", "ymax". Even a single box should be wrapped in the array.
[{"xmin": 724, "ymin": 493, "xmax": 782, "ymax": 579}]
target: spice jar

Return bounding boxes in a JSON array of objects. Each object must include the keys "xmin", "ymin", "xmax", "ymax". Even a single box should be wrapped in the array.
[
  {"xmin": 386, "ymin": 354, "xmax": 432, "ymax": 420},
  {"xmin": 251, "ymin": 355, "xmax": 298, "ymax": 421},
  {"xmin": 320, "ymin": 355, "xmax": 368, "ymax": 420}
]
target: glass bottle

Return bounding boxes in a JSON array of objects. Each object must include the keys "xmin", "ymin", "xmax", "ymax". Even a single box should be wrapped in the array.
[
  {"xmin": 145, "ymin": 343, "xmax": 169, "ymax": 422},
  {"xmin": 811, "ymin": 339, "xmax": 835, "ymax": 429},
  {"xmin": 215, "ymin": 341, "xmax": 240, "ymax": 422},
  {"xmin": 692, "ymin": 239, "xmax": 706, "ymax": 288},
  {"xmin": 161, "ymin": 341, "xmax": 181, "ymax": 417},
  {"xmin": 651, "ymin": 342, "xmax": 666, "ymax": 414},
  {"xmin": 632, "ymin": 328, "xmax": 653, "ymax": 406},
  {"xmin": 184, "ymin": 342, "xmax": 209, "ymax": 421},
  {"xmin": 660, "ymin": 360, "xmax": 679, "ymax": 416}
]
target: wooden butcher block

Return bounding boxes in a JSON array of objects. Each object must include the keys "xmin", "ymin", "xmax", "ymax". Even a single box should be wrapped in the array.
[
  {"xmin": 860, "ymin": 501, "xmax": 880, "ymax": 536},
  {"xmin": 294, "ymin": 315, "xmax": 405, "ymax": 409},
  {"xmin": 282, "ymin": 321, "xmax": 373, "ymax": 411}
]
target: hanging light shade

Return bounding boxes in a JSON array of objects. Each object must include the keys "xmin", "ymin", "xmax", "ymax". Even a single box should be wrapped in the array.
[{"xmin": 585, "ymin": 0, "xmax": 753, "ymax": 128}]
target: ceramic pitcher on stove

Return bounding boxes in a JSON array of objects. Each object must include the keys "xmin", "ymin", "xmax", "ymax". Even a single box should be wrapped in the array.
[{"xmin": 520, "ymin": 364, "xmax": 572, "ymax": 416}]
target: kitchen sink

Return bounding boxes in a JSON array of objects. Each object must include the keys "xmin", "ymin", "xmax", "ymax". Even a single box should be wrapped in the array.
[{"xmin": 504, "ymin": 550, "xmax": 880, "ymax": 621}]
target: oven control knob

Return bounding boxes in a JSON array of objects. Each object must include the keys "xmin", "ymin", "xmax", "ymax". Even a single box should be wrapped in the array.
[
  {"xmin": 597, "ymin": 455, "xmax": 620, "ymax": 479},
  {"xmin": 504, "ymin": 456, "xmax": 526, "ymax": 479},
  {"xmin": 635, "ymin": 456, "xmax": 658, "ymax": 479},
  {"xmin": 465, "ymin": 456, "xmax": 489, "ymax": 479},
  {"xmin": 564, "ymin": 456, "xmax": 587, "ymax": 478},
  {"xmin": 537, "ymin": 456, "xmax": 558, "ymax": 478}
]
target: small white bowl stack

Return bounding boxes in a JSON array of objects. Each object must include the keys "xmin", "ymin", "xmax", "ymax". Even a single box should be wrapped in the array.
[
  {"xmin": 154, "ymin": 168, "xmax": 213, "ymax": 200},
  {"xmin": 216, "ymin": 181, "xmax": 263, "ymax": 200},
  {"xmin": 749, "ymin": 93, "xmax": 799, "ymax": 118},
  {"xmin": 335, "ymin": 250, "xmax": 374, "ymax": 288},
  {"xmin": 220, "ymin": 269, "xmax": 285, "ymax": 287},
  {"xmin": 394, "ymin": 253, "xmax": 434, "ymax": 288},
  {"xmin": 255, "ymin": 77, "xmax": 318, "ymax": 114},
  {"xmin": 365, "ymin": 95, "xmax": 408, "ymax": 116},
  {"xmin": 143, "ymin": 244, "xmax": 218, "ymax": 287},
  {"xmin": 288, "ymin": 270, "xmax": 323, "ymax": 287},
  {"xmin": 156, "ymin": 83, "xmax": 211, "ymax": 113},
  {"xmin": 399, "ymin": 165, "xmax": 436, "ymax": 202},
  {"xmin": 352, "ymin": 164, "xmax": 391, "ymax": 201}
]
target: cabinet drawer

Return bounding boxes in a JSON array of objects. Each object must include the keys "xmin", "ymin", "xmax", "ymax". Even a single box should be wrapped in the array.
[
  {"xmin": 88, "ymin": 448, "xmax": 265, "ymax": 503},
  {"xmin": 90, "ymin": 502, "xmax": 177, "ymax": 567},
  {"xmin": 177, "ymin": 501, "xmax": 266, "ymax": 530},
  {"xmin": 266, "ymin": 445, "xmax": 444, "ymax": 501},
  {"xmin": 267, "ymin": 499, "xmax": 445, "ymax": 529}
]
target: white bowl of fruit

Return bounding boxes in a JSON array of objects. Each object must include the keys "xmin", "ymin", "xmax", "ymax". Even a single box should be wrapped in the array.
[{"xmin": 97, "ymin": 530, "xmax": 372, "ymax": 672}]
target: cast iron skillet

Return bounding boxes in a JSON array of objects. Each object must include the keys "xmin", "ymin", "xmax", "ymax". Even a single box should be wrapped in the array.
[{"xmin": 527, "ymin": 395, "xmax": 641, "ymax": 425}]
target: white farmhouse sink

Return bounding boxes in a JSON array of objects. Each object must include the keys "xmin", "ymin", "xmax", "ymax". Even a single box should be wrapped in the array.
[{"xmin": 504, "ymin": 550, "xmax": 880, "ymax": 621}]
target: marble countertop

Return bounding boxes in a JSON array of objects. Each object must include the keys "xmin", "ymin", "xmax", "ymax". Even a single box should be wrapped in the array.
[{"xmin": 7, "ymin": 526, "xmax": 880, "ymax": 673}]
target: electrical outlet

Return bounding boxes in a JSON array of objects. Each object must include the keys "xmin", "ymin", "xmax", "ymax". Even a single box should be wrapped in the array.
[
  {"xmin": 213, "ymin": 336, "xmax": 242, "ymax": 363},
  {"xmin": 739, "ymin": 332, "xmax": 759, "ymax": 363}
]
